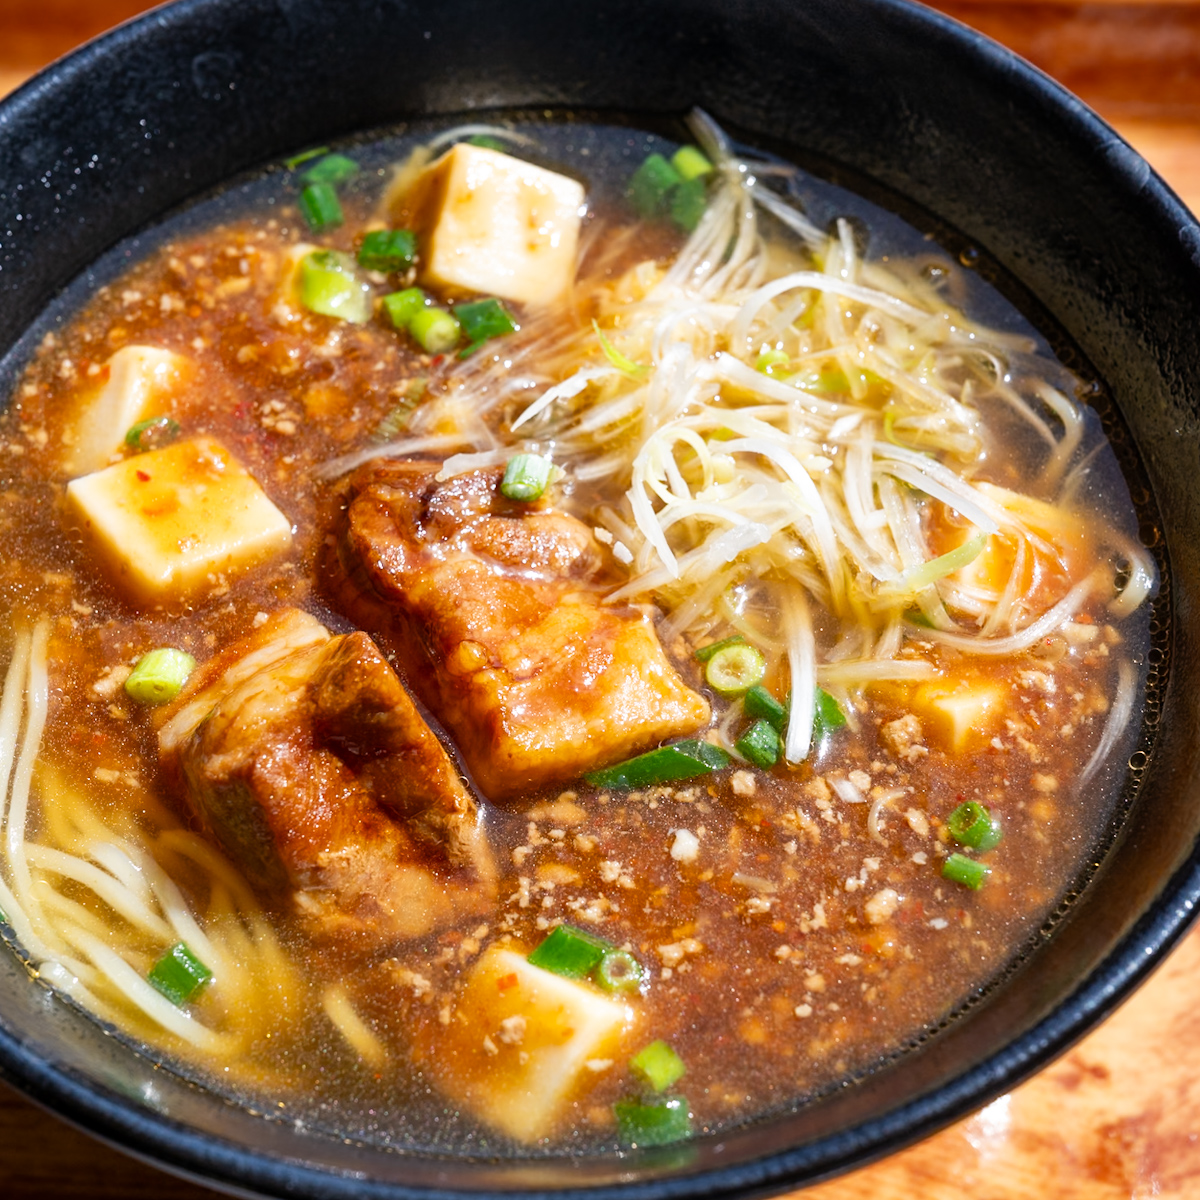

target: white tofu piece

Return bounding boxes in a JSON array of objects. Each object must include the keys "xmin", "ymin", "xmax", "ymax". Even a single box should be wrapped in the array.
[
  {"xmin": 429, "ymin": 945, "xmax": 635, "ymax": 1143},
  {"xmin": 65, "ymin": 436, "xmax": 293, "ymax": 606},
  {"xmin": 64, "ymin": 345, "xmax": 191, "ymax": 477},
  {"xmin": 407, "ymin": 144, "xmax": 584, "ymax": 306}
]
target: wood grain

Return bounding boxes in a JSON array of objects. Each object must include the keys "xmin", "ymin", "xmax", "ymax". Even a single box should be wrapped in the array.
[{"xmin": 2, "ymin": 3, "xmax": 1200, "ymax": 1198}]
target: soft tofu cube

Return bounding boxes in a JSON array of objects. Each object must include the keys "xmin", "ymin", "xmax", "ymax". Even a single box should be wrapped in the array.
[
  {"xmin": 912, "ymin": 677, "xmax": 1007, "ymax": 754},
  {"xmin": 64, "ymin": 345, "xmax": 191, "ymax": 476},
  {"xmin": 426, "ymin": 945, "xmax": 634, "ymax": 1143},
  {"xmin": 404, "ymin": 144, "xmax": 584, "ymax": 306},
  {"xmin": 65, "ymin": 436, "xmax": 293, "ymax": 605}
]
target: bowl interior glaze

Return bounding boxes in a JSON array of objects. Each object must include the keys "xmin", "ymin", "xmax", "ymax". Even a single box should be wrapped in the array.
[{"xmin": 1, "ymin": 1, "xmax": 1199, "ymax": 1196}]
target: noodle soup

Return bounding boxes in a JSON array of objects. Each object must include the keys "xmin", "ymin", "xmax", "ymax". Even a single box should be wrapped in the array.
[{"xmin": 0, "ymin": 114, "xmax": 1156, "ymax": 1152}]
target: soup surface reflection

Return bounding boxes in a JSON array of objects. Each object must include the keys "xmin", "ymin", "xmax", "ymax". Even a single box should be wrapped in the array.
[{"xmin": 0, "ymin": 116, "xmax": 1156, "ymax": 1153}]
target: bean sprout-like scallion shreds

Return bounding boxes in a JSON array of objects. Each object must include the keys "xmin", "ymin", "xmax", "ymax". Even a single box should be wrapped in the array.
[
  {"xmin": 917, "ymin": 569, "xmax": 1104, "ymax": 655},
  {"xmin": 1078, "ymin": 658, "xmax": 1138, "ymax": 788},
  {"xmin": 318, "ymin": 433, "xmax": 475, "ymax": 481},
  {"xmin": 512, "ymin": 366, "xmax": 617, "ymax": 430},
  {"xmin": 782, "ymin": 589, "xmax": 817, "ymax": 763},
  {"xmin": 830, "ymin": 776, "xmax": 869, "ymax": 805}
]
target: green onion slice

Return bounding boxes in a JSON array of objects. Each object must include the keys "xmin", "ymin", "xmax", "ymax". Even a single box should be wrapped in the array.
[
  {"xmin": 297, "ymin": 182, "xmax": 343, "ymax": 232},
  {"xmin": 301, "ymin": 153, "xmax": 360, "ymax": 186},
  {"xmin": 614, "ymin": 1096, "xmax": 692, "ymax": 1147},
  {"xmin": 743, "ymin": 684, "xmax": 786, "ymax": 732},
  {"xmin": 947, "ymin": 800, "xmax": 1003, "ymax": 852},
  {"xmin": 812, "ymin": 686, "xmax": 846, "ymax": 742},
  {"xmin": 942, "ymin": 852, "xmax": 990, "ymax": 890},
  {"xmin": 705, "ymin": 643, "xmax": 766, "ymax": 696},
  {"xmin": 595, "ymin": 949, "xmax": 644, "ymax": 993},
  {"xmin": 585, "ymin": 739, "xmax": 729, "ymax": 790},
  {"xmin": 593, "ymin": 319, "xmax": 648, "ymax": 378},
  {"xmin": 670, "ymin": 175, "xmax": 708, "ymax": 233},
  {"xmin": 298, "ymin": 250, "xmax": 372, "ymax": 324},
  {"xmin": 694, "ymin": 634, "xmax": 746, "ymax": 663},
  {"xmin": 898, "ymin": 534, "xmax": 986, "ymax": 592},
  {"xmin": 357, "ymin": 229, "xmax": 417, "ymax": 272},
  {"xmin": 500, "ymin": 453, "xmax": 553, "ymax": 502},
  {"xmin": 147, "ymin": 942, "xmax": 212, "ymax": 1006},
  {"xmin": 670, "ymin": 146, "xmax": 714, "ymax": 181},
  {"xmin": 528, "ymin": 923, "xmax": 610, "ymax": 980},
  {"xmin": 124, "ymin": 415, "xmax": 181, "ymax": 453},
  {"xmin": 755, "ymin": 349, "xmax": 790, "ymax": 376},
  {"xmin": 284, "ymin": 146, "xmax": 329, "ymax": 170},
  {"xmin": 735, "ymin": 719, "xmax": 781, "ymax": 770},
  {"xmin": 631, "ymin": 1040, "xmax": 687, "ymax": 1093},
  {"xmin": 627, "ymin": 152, "xmax": 684, "ymax": 218},
  {"xmin": 409, "ymin": 306, "xmax": 461, "ymax": 354},
  {"xmin": 456, "ymin": 298, "xmax": 518, "ymax": 345},
  {"xmin": 467, "ymin": 134, "xmax": 508, "ymax": 151},
  {"xmin": 382, "ymin": 287, "xmax": 426, "ymax": 330},
  {"xmin": 125, "ymin": 648, "xmax": 196, "ymax": 706}
]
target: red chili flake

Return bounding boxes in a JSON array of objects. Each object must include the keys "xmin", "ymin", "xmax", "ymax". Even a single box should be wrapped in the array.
[
  {"xmin": 496, "ymin": 972, "xmax": 518, "ymax": 992},
  {"xmin": 136, "ymin": 470, "xmax": 151, "ymax": 482},
  {"xmin": 430, "ymin": 354, "xmax": 445, "ymax": 368}
]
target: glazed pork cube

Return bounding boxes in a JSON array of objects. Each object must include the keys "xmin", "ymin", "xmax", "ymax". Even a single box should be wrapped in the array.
[
  {"xmin": 330, "ymin": 462, "xmax": 709, "ymax": 799},
  {"xmin": 156, "ymin": 609, "xmax": 494, "ymax": 945},
  {"xmin": 65, "ymin": 436, "xmax": 293, "ymax": 606},
  {"xmin": 419, "ymin": 945, "xmax": 635, "ymax": 1143},
  {"xmin": 397, "ymin": 143, "xmax": 585, "ymax": 306},
  {"xmin": 63, "ymin": 344, "xmax": 192, "ymax": 476}
]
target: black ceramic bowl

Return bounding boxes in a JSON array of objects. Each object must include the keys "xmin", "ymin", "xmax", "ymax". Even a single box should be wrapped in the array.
[{"xmin": 0, "ymin": 0, "xmax": 1197, "ymax": 1196}]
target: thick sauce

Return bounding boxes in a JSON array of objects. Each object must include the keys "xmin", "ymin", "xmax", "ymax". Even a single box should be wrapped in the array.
[{"xmin": 0, "ymin": 120, "xmax": 1152, "ymax": 1153}]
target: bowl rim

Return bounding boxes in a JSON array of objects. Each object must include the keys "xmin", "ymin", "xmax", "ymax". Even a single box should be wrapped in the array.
[{"xmin": 1, "ymin": 0, "xmax": 1198, "ymax": 1196}]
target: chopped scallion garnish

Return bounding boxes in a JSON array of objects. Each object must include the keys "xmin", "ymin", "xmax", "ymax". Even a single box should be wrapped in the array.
[
  {"xmin": 467, "ymin": 134, "xmax": 508, "ymax": 151},
  {"xmin": 301, "ymin": 153, "xmax": 360, "ymax": 186},
  {"xmin": 297, "ymin": 182, "xmax": 343, "ymax": 232},
  {"xmin": 298, "ymin": 250, "xmax": 371, "ymax": 324},
  {"xmin": 527, "ymin": 923, "xmax": 610, "ymax": 980},
  {"xmin": 942, "ymin": 852, "xmax": 989, "ymax": 890},
  {"xmin": 456, "ymin": 298, "xmax": 518, "ymax": 353},
  {"xmin": 382, "ymin": 286, "xmax": 427, "ymax": 330},
  {"xmin": 704, "ymin": 643, "xmax": 765, "ymax": 697},
  {"xmin": 500, "ymin": 453, "xmax": 553, "ymax": 502},
  {"xmin": 812, "ymin": 686, "xmax": 846, "ymax": 742},
  {"xmin": 357, "ymin": 228, "xmax": 417, "ymax": 272},
  {"xmin": 756, "ymin": 349, "xmax": 790, "ymax": 376},
  {"xmin": 595, "ymin": 948, "xmax": 644, "ymax": 993},
  {"xmin": 125, "ymin": 648, "xmax": 196, "ymax": 706},
  {"xmin": 743, "ymin": 684, "xmax": 786, "ymax": 731},
  {"xmin": 584, "ymin": 740, "xmax": 729, "ymax": 790},
  {"xmin": 408, "ymin": 306, "xmax": 461, "ymax": 354},
  {"xmin": 593, "ymin": 319, "xmax": 648, "ymax": 377},
  {"xmin": 124, "ymin": 415, "xmax": 181, "ymax": 453},
  {"xmin": 630, "ymin": 1040, "xmax": 687, "ymax": 1093},
  {"xmin": 898, "ymin": 534, "xmax": 986, "ymax": 592},
  {"xmin": 283, "ymin": 146, "xmax": 329, "ymax": 170},
  {"xmin": 670, "ymin": 175, "xmax": 708, "ymax": 233},
  {"xmin": 947, "ymin": 800, "xmax": 1003, "ymax": 852},
  {"xmin": 147, "ymin": 941, "xmax": 212, "ymax": 1006},
  {"xmin": 614, "ymin": 1095, "xmax": 692, "ymax": 1147},
  {"xmin": 735, "ymin": 719, "xmax": 781, "ymax": 769},
  {"xmin": 694, "ymin": 634, "xmax": 746, "ymax": 663},
  {"xmin": 670, "ymin": 145, "xmax": 713, "ymax": 182},
  {"xmin": 627, "ymin": 152, "xmax": 683, "ymax": 218}
]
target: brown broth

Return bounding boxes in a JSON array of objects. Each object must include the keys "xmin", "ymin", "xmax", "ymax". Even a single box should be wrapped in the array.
[{"xmin": 0, "ymin": 119, "xmax": 1154, "ymax": 1154}]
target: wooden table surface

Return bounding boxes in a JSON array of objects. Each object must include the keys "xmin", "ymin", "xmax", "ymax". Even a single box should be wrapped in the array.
[{"xmin": 3, "ymin": 2, "xmax": 1200, "ymax": 1197}]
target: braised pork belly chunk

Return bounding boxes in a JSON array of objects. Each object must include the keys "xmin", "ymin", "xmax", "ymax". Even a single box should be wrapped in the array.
[
  {"xmin": 156, "ymin": 609, "xmax": 493, "ymax": 945},
  {"xmin": 330, "ymin": 461, "xmax": 710, "ymax": 799}
]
